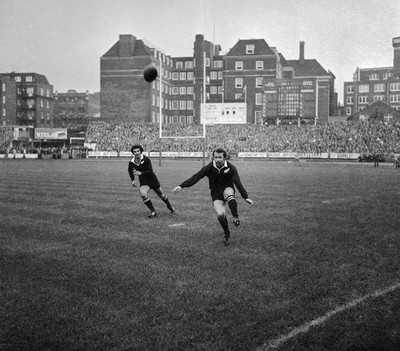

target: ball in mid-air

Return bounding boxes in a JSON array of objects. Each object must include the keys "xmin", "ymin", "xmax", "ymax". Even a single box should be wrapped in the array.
[{"xmin": 143, "ymin": 65, "xmax": 158, "ymax": 82}]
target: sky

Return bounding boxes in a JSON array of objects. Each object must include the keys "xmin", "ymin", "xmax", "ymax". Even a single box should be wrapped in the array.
[{"xmin": 1, "ymin": 0, "xmax": 399, "ymax": 104}]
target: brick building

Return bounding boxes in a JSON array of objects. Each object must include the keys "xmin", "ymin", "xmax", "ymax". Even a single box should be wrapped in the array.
[
  {"xmin": 54, "ymin": 90, "xmax": 100, "ymax": 131},
  {"xmin": 0, "ymin": 72, "xmax": 54, "ymax": 127},
  {"xmin": 100, "ymin": 34, "xmax": 335, "ymax": 125},
  {"xmin": 344, "ymin": 37, "xmax": 400, "ymax": 119}
]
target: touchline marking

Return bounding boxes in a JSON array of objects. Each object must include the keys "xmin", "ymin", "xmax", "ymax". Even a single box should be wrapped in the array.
[{"xmin": 256, "ymin": 281, "xmax": 400, "ymax": 351}]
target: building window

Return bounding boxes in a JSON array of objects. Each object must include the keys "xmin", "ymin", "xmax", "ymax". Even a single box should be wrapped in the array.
[
  {"xmin": 374, "ymin": 95, "xmax": 385, "ymax": 102},
  {"xmin": 235, "ymin": 61, "xmax": 243, "ymax": 70},
  {"xmin": 358, "ymin": 85, "xmax": 369, "ymax": 93},
  {"xmin": 256, "ymin": 61, "xmax": 264, "ymax": 70},
  {"xmin": 15, "ymin": 76, "xmax": 21, "ymax": 82},
  {"xmin": 346, "ymin": 107, "xmax": 352, "ymax": 115},
  {"xmin": 383, "ymin": 72, "xmax": 392, "ymax": 80},
  {"xmin": 246, "ymin": 45, "xmax": 255, "ymax": 54},
  {"xmin": 2, "ymin": 83, "xmax": 5, "ymax": 91},
  {"xmin": 2, "ymin": 96, "xmax": 5, "ymax": 104},
  {"xmin": 218, "ymin": 71, "xmax": 223, "ymax": 79},
  {"xmin": 172, "ymin": 72, "xmax": 179, "ymax": 80},
  {"xmin": 187, "ymin": 101, "xmax": 193, "ymax": 110},
  {"xmin": 2, "ymin": 108, "xmax": 5, "ymax": 117},
  {"xmin": 179, "ymin": 87, "xmax": 186, "ymax": 95},
  {"xmin": 187, "ymin": 87, "xmax": 194, "ymax": 95},
  {"xmin": 374, "ymin": 84, "xmax": 385, "ymax": 92},
  {"xmin": 358, "ymin": 96, "xmax": 369, "ymax": 104},
  {"xmin": 176, "ymin": 61, "xmax": 183, "ymax": 69},
  {"xmin": 214, "ymin": 60, "xmax": 223, "ymax": 68},
  {"xmin": 210, "ymin": 86, "xmax": 217, "ymax": 94},
  {"xmin": 179, "ymin": 72, "xmax": 186, "ymax": 80},
  {"xmin": 26, "ymin": 76, "xmax": 33, "ymax": 82},
  {"xmin": 255, "ymin": 93, "xmax": 262, "ymax": 105},
  {"xmin": 205, "ymin": 58, "xmax": 210, "ymax": 67},
  {"xmin": 359, "ymin": 115, "xmax": 368, "ymax": 121},
  {"xmin": 390, "ymin": 94, "xmax": 400, "ymax": 102},
  {"xmin": 179, "ymin": 101, "xmax": 186, "ymax": 110},
  {"xmin": 256, "ymin": 77, "xmax": 263, "ymax": 88},
  {"xmin": 172, "ymin": 101, "xmax": 179, "ymax": 110},
  {"xmin": 47, "ymin": 101, "xmax": 50, "ymax": 109},
  {"xmin": 210, "ymin": 71, "xmax": 218, "ymax": 80},
  {"xmin": 27, "ymin": 87, "xmax": 34, "ymax": 96},
  {"xmin": 390, "ymin": 83, "xmax": 400, "ymax": 91},
  {"xmin": 187, "ymin": 72, "xmax": 194, "ymax": 80},
  {"xmin": 172, "ymin": 87, "xmax": 178, "ymax": 95},
  {"xmin": 346, "ymin": 85, "xmax": 354, "ymax": 93},
  {"xmin": 235, "ymin": 93, "xmax": 242, "ymax": 100},
  {"xmin": 218, "ymin": 86, "xmax": 223, "ymax": 94},
  {"xmin": 384, "ymin": 114, "xmax": 393, "ymax": 122},
  {"xmin": 184, "ymin": 61, "xmax": 193, "ymax": 69},
  {"xmin": 235, "ymin": 78, "xmax": 243, "ymax": 88},
  {"xmin": 346, "ymin": 96, "xmax": 354, "ymax": 104},
  {"xmin": 369, "ymin": 73, "xmax": 379, "ymax": 80}
]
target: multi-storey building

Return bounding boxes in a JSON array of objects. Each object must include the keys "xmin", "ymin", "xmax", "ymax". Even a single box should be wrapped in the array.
[
  {"xmin": 344, "ymin": 37, "xmax": 400, "ymax": 119},
  {"xmin": 100, "ymin": 34, "xmax": 335, "ymax": 125},
  {"xmin": 54, "ymin": 90, "xmax": 100, "ymax": 131},
  {"xmin": 0, "ymin": 72, "xmax": 54, "ymax": 127}
]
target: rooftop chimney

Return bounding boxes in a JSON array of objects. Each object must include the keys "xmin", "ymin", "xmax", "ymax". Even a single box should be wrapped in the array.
[
  {"xmin": 299, "ymin": 41, "xmax": 305, "ymax": 64},
  {"xmin": 119, "ymin": 34, "xmax": 136, "ymax": 57},
  {"xmin": 393, "ymin": 37, "xmax": 400, "ymax": 72}
]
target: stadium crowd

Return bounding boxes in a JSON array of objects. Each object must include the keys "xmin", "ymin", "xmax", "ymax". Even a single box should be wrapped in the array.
[{"xmin": 86, "ymin": 120, "xmax": 400, "ymax": 155}]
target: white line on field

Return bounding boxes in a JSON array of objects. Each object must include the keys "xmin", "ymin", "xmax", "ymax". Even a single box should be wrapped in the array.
[{"xmin": 256, "ymin": 281, "xmax": 400, "ymax": 351}]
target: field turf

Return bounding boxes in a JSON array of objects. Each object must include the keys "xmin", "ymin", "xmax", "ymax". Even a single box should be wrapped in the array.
[{"xmin": 1, "ymin": 158, "xmax": 400, "ymax": 351}]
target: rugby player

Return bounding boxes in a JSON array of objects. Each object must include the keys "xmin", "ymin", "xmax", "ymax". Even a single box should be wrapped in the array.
[
  {"xmin": 173, "ymin": 147, "xmax": 253, "ymax": 246},
  {"xmin": 128, "ymin": 144, "xmax": 175, "ymax": 218}
]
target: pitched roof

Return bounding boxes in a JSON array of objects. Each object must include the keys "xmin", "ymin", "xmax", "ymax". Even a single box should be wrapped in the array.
[
  {"xmin": 356, "ymin": 100, "xmax": 400, "ymax": 120},
  {"xmin": 286, "ymin": 59, "xmax": 330, "ymax": 77},
  {"xmin": 227, "ymin": 39, "xmax": 275, "ymax": 56},
  {"xmin": 102, "ymin": 38, "xmax": 152, "ymax": 57}
]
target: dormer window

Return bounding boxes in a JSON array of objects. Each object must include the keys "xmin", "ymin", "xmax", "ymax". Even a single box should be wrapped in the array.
[{"xmin": 246, "ymin": 45, "xmax": 255, "ymax": 54}]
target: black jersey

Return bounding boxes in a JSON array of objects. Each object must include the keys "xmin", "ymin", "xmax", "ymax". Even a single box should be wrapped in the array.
[
  {"xmin": 128, "ymin": 155, "xmax": 160, "ymax": 189},
  {"xmin": 179, "ymin": 161, "xmax": 249, "ymax": 199}
]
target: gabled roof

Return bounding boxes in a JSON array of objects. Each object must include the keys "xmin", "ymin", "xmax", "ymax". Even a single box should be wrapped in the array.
[
  {"xmin": 132, "ymin": 40, "xmax": 153, "ymax": 56},
  {"xmin": 227, "ymin": 39, "xmax": 275, "ymax": 56},
  {"xmin": 356, "ymin": 100, "xmax": 400, "ymax": 120},
  {"xmin": 102, "ymin": 41, "xmax": 119, "ymax": 57},
  {"xmin": 102, "ymin": 38, "xmax": 152, "ymax": 57},
  {"xmin": 286, "ymin": 59, "xmax": 330, "ymax": 77}
]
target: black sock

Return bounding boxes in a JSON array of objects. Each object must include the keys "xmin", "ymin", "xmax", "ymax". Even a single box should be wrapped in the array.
[
  {"xmin": 227, "ymin": 197, "xmax": 238, "ymax": 218},
  {"xmin": 144, "ymin": 198, "xmax": 155, "ymax": 212},
  {"xmin": 218, "ymin": 215, "xmax": 230, "ymax": 234},
  {"xmin": 162, "ymin": 195, "xmax": 173, "ymax": 210}
]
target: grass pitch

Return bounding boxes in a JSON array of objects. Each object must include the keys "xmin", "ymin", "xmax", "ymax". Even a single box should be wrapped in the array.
[{"xmin": 1, "ymin": 158, "xmax": 400, "ymax": 351}]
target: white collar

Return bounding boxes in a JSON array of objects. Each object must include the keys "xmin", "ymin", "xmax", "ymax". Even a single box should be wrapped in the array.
[
  {"xmin": 213, "ymin": 160, "xmax": 228, "ymax": 170},
  {"xmin": 132, "ymin": 154, "xmax": 144, "ymax": 165}
]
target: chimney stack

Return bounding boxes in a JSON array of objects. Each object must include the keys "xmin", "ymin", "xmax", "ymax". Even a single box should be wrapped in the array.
[
  {"xmin": 119, "ymin": 34, "xmax": 136, "ymax": 57},
  {"xmin": 393, "ymin": 37, "xmax": 400, "ymax": 72},
  {"xmin": 299, "ymin": 41, "xmax": 305, "ymax": 64}
]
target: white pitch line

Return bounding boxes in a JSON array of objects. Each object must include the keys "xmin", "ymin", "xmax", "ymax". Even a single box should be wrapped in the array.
[{"xmin": 256, "ymin": 281, "xmax": 400, "ymax": 351}]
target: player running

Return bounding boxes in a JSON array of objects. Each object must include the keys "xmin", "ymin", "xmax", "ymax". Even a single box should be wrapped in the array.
[
  {"xmin": 173, "ymin": 147, "xmax": 253, "ymax": 246},
  {"xmin": 128, "ymin": 144, "xmax": 175, "ymax": 218}
]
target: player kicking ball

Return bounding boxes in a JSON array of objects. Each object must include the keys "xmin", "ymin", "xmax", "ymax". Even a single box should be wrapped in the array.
[
  {"xmin": 173, "ymin": 147, "xmax": 253, "ymax": 246},
  {"xmin": 128, "ymin": 144, "xmax": 175, "ymax": 218}
]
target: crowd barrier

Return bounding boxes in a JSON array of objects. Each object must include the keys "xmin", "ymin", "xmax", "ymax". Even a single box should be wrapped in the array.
[{"xmin": 87, "ymin": 151, "xmax": 362, "ymax": 160}]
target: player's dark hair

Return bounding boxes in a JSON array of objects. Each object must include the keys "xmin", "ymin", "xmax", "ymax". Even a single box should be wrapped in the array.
[
  {"xmin": 213, "ymin": 147, "xmax": 227, "ymax": 159},
  {"xmin": 131, "ymin": 144, "xmax": 144, "ymax": 153}
]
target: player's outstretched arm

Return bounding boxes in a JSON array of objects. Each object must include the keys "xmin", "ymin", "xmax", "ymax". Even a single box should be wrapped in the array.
[
  {"xmin": 173, "ymin": 186, "xmax": 182, "ymax": 193},
  {"xmin": 245, "ymin": 198, "xmax": 254, "ymax": 205}
]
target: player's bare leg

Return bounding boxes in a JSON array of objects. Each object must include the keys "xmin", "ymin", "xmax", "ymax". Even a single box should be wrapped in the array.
[{"xmin": 214, "ymin": 200, "xmax": 230, "ymax": 245}]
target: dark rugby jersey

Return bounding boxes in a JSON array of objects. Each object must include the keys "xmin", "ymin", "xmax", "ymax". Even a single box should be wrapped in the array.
[
  {"xmin": 179, "ymin": 161, "xmax": 249, "ymax": 199},
  {"xmin": 128, "ymin": 154, "xmax": 160, "ymax": 189}
]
